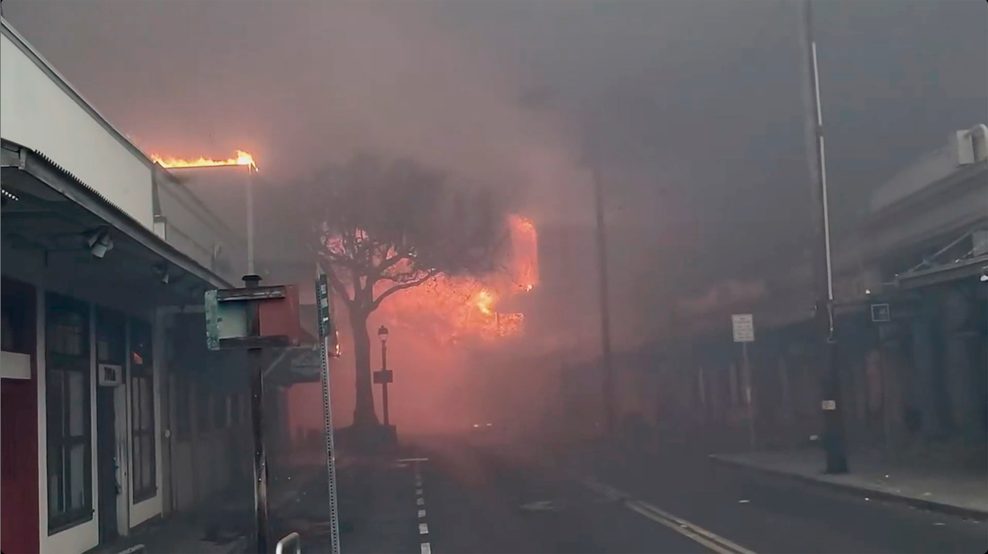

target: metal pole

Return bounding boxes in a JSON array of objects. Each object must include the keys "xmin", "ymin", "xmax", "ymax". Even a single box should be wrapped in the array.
[
  {"xmin": 799, "ymin": 0, "xmax": 848, "ymax": 473},
  {"xmin": 592, "ymin": 164, "xmax": 616, "ymax": 435},
  {"xmin": 244, "ymin": 274, "xmax": 270, "ymax": 552},
  {"xmin": 246, "ymin": 166, "xmax": 256, "ymax": 275},
  {"xmin": 742, "ymin": 342, "xmax": 756, "ymax": 450},
  {"xmin": 381, "ymin": 339, "xmax": 390, "ymax": 426},
  {"xmin": 316, "ymin": 272, "xmax": 342, "ymax": 554}
]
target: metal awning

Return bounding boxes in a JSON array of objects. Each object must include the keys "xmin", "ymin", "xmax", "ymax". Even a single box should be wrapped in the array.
[
  {"xmin": 895, "ymin": 253, "xmax": 988, "ymax": 290},
  {"xmin": 2, "ymin": 142, "xmax": 233, "ymax": 300}
]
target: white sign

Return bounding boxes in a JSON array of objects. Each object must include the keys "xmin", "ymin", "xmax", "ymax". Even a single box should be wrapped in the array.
[
  {"xmin": 97, "ymin": 363, "xmax": 123, "ymax": 386},
  {"xmin": 732, "ymin": 314, "xmax": 755, "ymax": 342}
]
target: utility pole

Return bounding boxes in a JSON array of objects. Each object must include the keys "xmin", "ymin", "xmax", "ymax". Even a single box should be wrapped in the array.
[
  {"xmin": 799, "ymin": 0, "xmax": 848, "ymax": 473},
  {"xmin": 244, "ymin": 274, "xmax": 271, "ymax": 552},
  {"xmin": 592, "ymin": 164, "xmax": 616, "ymax": 435}
]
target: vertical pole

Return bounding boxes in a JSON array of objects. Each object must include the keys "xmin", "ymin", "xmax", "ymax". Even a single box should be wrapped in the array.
[
  {"xmin": 316, "ymin": 272, "xmax": 342, "ymax": 554},
  {"xmin": 246, "ymin": 166, "xmax": 256, "ymax": 275},
  {"xmin": 742, "ymin": 342, "xmax": 756, "ymax": 450},
  {"xmin": 381, "ymin": 340, "xmax": 390, "ymax": 426},
  {"xmin": 244, "ymin": 274, "xmax": 269, "ymax": 553},
  {"xmin": 592, "ymin": 164, "xmax": 615, "ymax": 435},
  {"xmin": 799, "ymin": 0, "xmax": 848, "ymax": 473}
]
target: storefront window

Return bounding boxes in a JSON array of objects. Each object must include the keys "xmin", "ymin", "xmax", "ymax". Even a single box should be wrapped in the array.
[{"xmin": 45, "ymin": 293, "xmax": 92, "ymax": 532}]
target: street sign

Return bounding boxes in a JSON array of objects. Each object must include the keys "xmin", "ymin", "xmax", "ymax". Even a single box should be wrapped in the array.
[
  {"xmin": 870, "ymin": 303, "xmax": 891, "ymax": 323},
  {"xmin": 731, "ymin": 313, "xmax": 755, "ymax": 342},
  {"xmin": 373, "ymin": 369, "xmax": 394, "ymax": 384}
]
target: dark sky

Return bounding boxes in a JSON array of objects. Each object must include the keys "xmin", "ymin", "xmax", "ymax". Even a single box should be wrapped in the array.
[{"xmin": 4, "ymin": 0, "xmax": 986, "ymax": 341}]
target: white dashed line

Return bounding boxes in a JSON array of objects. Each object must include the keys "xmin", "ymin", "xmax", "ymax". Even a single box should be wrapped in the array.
[
  {"xmin": 418, "ymin": 509, "xmax": 427, "ymax": 518},
  {"xmin": 419, "ymin": 523, "xmax": 430, "ymax": 535},
  {"xmin": 417, "ymin": 497, "xmax": 425, "ymax": 506},
  {"xmin": 420, "ymin": 542, "xmax": 432, "ymax": 554},
  {"xmin": 416, "ymin": 487, "xmax": 424, "ymax": 495}
]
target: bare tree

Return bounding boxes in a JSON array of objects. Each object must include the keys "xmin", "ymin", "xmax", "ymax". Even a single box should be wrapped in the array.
[{"xmin": 295, "ymin": 155, "xmax": 508, "ymax": 428}]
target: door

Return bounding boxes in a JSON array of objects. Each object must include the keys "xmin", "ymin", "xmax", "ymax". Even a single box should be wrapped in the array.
[
  {"xmin": 96, "ymin": 387, "xmax": 119, "ymax": 542},
  {"xmin": 95, "ymin": 308, "xmax": 125, "ymax": 543}
]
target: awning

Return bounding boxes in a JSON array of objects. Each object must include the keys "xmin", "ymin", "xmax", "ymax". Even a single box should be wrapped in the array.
[{"xmin": 2, "ymin": 141, "xmax": 233, "ymax": 302}]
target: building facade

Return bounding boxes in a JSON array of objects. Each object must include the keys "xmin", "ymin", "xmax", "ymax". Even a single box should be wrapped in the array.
[{"xmin": 1, "ymin": 18, "xmax": 255, "ymax": 554}]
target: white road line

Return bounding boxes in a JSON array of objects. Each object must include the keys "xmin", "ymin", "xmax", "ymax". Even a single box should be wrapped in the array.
[
  {"xmin": 398, "ymin": 457, "xmax": 430, "ymax": 463},
  {"xmin": 419, "ymin": 523, "xmax": 430, "ymax": 535},
  {"xmin": 420, "ymin": 542, "xmax": 432, "ymax": 554},
  {"xmin": 417, "ymin": 497, "xmax": 425, "ymax": 506},
  {"xmin": 581, "ymin": 478, "xmax": 755, "ymax": 554},
  {"xmin": 416, "ymin": 487, "xmax": 424, "ymax": 495},
  {"xmin": 418, "ymin": 509, "xmax": 427, "ymax": 518}
]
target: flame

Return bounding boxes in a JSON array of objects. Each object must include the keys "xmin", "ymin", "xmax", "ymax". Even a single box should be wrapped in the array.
[
  {"xmin": 474, "ymin": 289, "xmax": 495, "ymax": 316},
  {"xmin": 377, "ymin": 214, "xmax": 538, "ymax": 343},
  {"xmin": 151, "ymin": 150, "xmax": 257, "ymax": 170}
]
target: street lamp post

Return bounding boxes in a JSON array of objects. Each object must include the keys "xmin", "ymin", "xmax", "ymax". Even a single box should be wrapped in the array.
[{"xmin": 377, "ymin": 325, "xmax": 391, "ymax": 426}]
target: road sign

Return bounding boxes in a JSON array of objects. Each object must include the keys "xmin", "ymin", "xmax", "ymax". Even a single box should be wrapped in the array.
[
  {"xmin": 373, "ymin": 369, "xmax": 394, "ymax": 384},
  {"xmin": 731, "ymin": 313, "xmax": 755, "ymax": 342}
]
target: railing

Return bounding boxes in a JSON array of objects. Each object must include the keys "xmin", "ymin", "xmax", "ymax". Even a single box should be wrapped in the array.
[{"xmin": 275, "ymin": 532, "xmax": 302, "ymax": 554}]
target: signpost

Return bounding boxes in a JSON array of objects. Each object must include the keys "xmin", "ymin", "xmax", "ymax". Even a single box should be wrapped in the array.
[
  {"xmin": 205, "ymin": 277, "xmax": 300, "ymax": 554},
  {"xmin": 732, "ymin": 314, "xmax": 756, "ymax": 449},
  {"xmin": 315, "ymin": 273, "xmax": 342, "ymax": 554}
]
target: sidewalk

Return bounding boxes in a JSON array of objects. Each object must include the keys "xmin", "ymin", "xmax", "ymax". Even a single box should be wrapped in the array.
[
  {"xmin": 86, "ymin": 515, "xmax": 247, "ymax": 554},
  {"xmin": 709, "ymin": 448, "xmax": 988, "ymax": 519}
]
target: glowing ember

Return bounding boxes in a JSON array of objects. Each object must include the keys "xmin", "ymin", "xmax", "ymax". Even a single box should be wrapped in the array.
[{"xmin": 151, "ymin": 149, "xmax": 257, "ymax": 170}]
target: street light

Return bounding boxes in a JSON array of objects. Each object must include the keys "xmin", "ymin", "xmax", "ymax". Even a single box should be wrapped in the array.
[{"xmin": 377, "ymin": 325, "xmax": 391, "ymax": 426}]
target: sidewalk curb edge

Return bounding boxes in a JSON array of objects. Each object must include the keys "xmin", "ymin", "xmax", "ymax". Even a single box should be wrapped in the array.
[{"xmin": 707, "ymin": 454, "xmax": 988, "ymax": 521}]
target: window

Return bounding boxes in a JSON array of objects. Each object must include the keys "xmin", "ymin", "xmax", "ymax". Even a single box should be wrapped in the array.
[
  {"xmin": 46, "ymin": 293, "xmax": 92, "ymax": 532},
  {"xmin": 130, "ymin": 319, "xmax": 156, "ymax": 503}
]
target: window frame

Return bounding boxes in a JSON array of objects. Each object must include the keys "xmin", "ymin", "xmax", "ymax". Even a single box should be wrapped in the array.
[{"xmin": 45, "ymin": 293, "xmax": 93, "ymax": 533}]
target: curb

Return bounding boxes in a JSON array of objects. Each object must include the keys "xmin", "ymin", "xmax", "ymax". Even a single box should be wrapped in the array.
[{"xmin": 708, "ymin": 454, "xmax": 988, "ymax": 521}]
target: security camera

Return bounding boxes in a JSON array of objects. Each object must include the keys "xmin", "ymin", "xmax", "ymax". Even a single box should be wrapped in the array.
[{"xmin": 86, "ymin": 228, "xmax": 113, "ymax": 258}]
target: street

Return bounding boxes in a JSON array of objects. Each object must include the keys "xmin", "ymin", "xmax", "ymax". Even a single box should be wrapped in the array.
[{"xmin": 333, "ymin": 433, "xmax": 988, "ymax": 554}]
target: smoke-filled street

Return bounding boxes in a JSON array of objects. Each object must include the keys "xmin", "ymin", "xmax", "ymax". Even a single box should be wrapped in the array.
[
  {"xmin": 2, "ymin": 1, "xmax": 986, "ymax": 553},
  {"xmin": 294, "ymin": 432, "xmax": 985, "ymax": 554}
]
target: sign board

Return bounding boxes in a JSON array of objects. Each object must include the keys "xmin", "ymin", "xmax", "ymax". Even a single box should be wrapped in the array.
[
  {"xmin": 373, "ymin": 369, "xmax": 394, "ymax": 384},
  {"xmin": 731, "ymin": 314, "xmax": 755, "ymax": 342},
  {"xmin": 870, "ymin": 303, "xmax": 891, "ymax": 323},
  {"xmin": 205, "ymin": 284, "xmax": 301, "ymax": 350},
  {"xmin": 97, "ymin": 363, "xmax": 123, "ymax": 386},
  {"xmin": 316, "ymin": 274, "xmax": 332, "ymax": 339}
]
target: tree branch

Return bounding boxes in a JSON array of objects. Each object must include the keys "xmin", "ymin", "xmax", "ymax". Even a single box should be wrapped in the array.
[
  {"xmin": 321, "ymin": 260, "xmax": 354, "ymax": 306},
  {"xmin": 371, "ymin": 268, "xmax": 439, "ymax": 310}
]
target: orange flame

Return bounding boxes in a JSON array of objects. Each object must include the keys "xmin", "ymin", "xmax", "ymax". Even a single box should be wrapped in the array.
[
  {"xmin": 379, "ymin": 214, "xmax": 538, "ymax": 343},
  {"xmin": 151, "ymin": 150, "xmax": 257, "ymax": 170}
]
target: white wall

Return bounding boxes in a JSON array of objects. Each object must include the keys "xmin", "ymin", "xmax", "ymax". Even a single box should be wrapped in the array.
[{"xmin": 1, "ymin": 26, "xmax": 154, "ymax": 229}]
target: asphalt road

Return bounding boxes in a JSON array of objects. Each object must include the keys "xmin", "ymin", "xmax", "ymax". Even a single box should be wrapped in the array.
[{"xmin": 392, "ymin": 433, "xmax": 987, "ymax": 554}]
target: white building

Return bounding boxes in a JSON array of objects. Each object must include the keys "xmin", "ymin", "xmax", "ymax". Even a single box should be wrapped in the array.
[{"xmin": 1, "ymin": 17, "xmax": 256, "ymax": 554}]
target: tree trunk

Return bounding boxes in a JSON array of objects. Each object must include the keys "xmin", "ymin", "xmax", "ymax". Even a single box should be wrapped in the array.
[{"xmin": 349, "ymin": 308, "xmax": 379, "ymax": 428}]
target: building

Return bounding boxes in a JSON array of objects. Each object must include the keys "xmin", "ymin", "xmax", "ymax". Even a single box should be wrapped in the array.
[
  {"xmin": 1, "ymin": 18, "xmax": 259, "ymax": 554},
  {"xmin": 592, "ymin": 125, "xmax": 988, "ymax": 457}
]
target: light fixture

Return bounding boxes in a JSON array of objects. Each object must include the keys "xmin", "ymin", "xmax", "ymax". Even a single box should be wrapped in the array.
[
  {"xmin": 154, "ymin": 263, "xmax": 171, "ymax": 284},
  {"xmin": 86, "ymin": 228, "xmax": 113, "ymax": 258},
  {"xmin": 377, "ymin": 325, "xmax": 389, "ymax": 343}
]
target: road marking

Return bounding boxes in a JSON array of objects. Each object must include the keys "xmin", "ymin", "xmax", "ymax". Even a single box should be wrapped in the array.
[
  {"xmin": 399, "ymin": 457, "xmax": 431, "ymax": 463},
  {"xmin": 581, "ymin": 478, "xmax": 755, "ymax": 554},
  {"xmin": 418, "ymin": 509, "xmax": 427, "ymax": 518},
  {"xmin": 420, "ymin": 542, "xmax": 432, "ymax": 554},
  {"xmin": 419, "ymin": 523, "xmax": 430, "ymax": 535},
  {"xmin": 417, "ymin": 497, "xmax": 425, "ymax": 506},
  {"xmin": 416, "ymin": 487, "xmax": 424, "ymax": 495}
]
